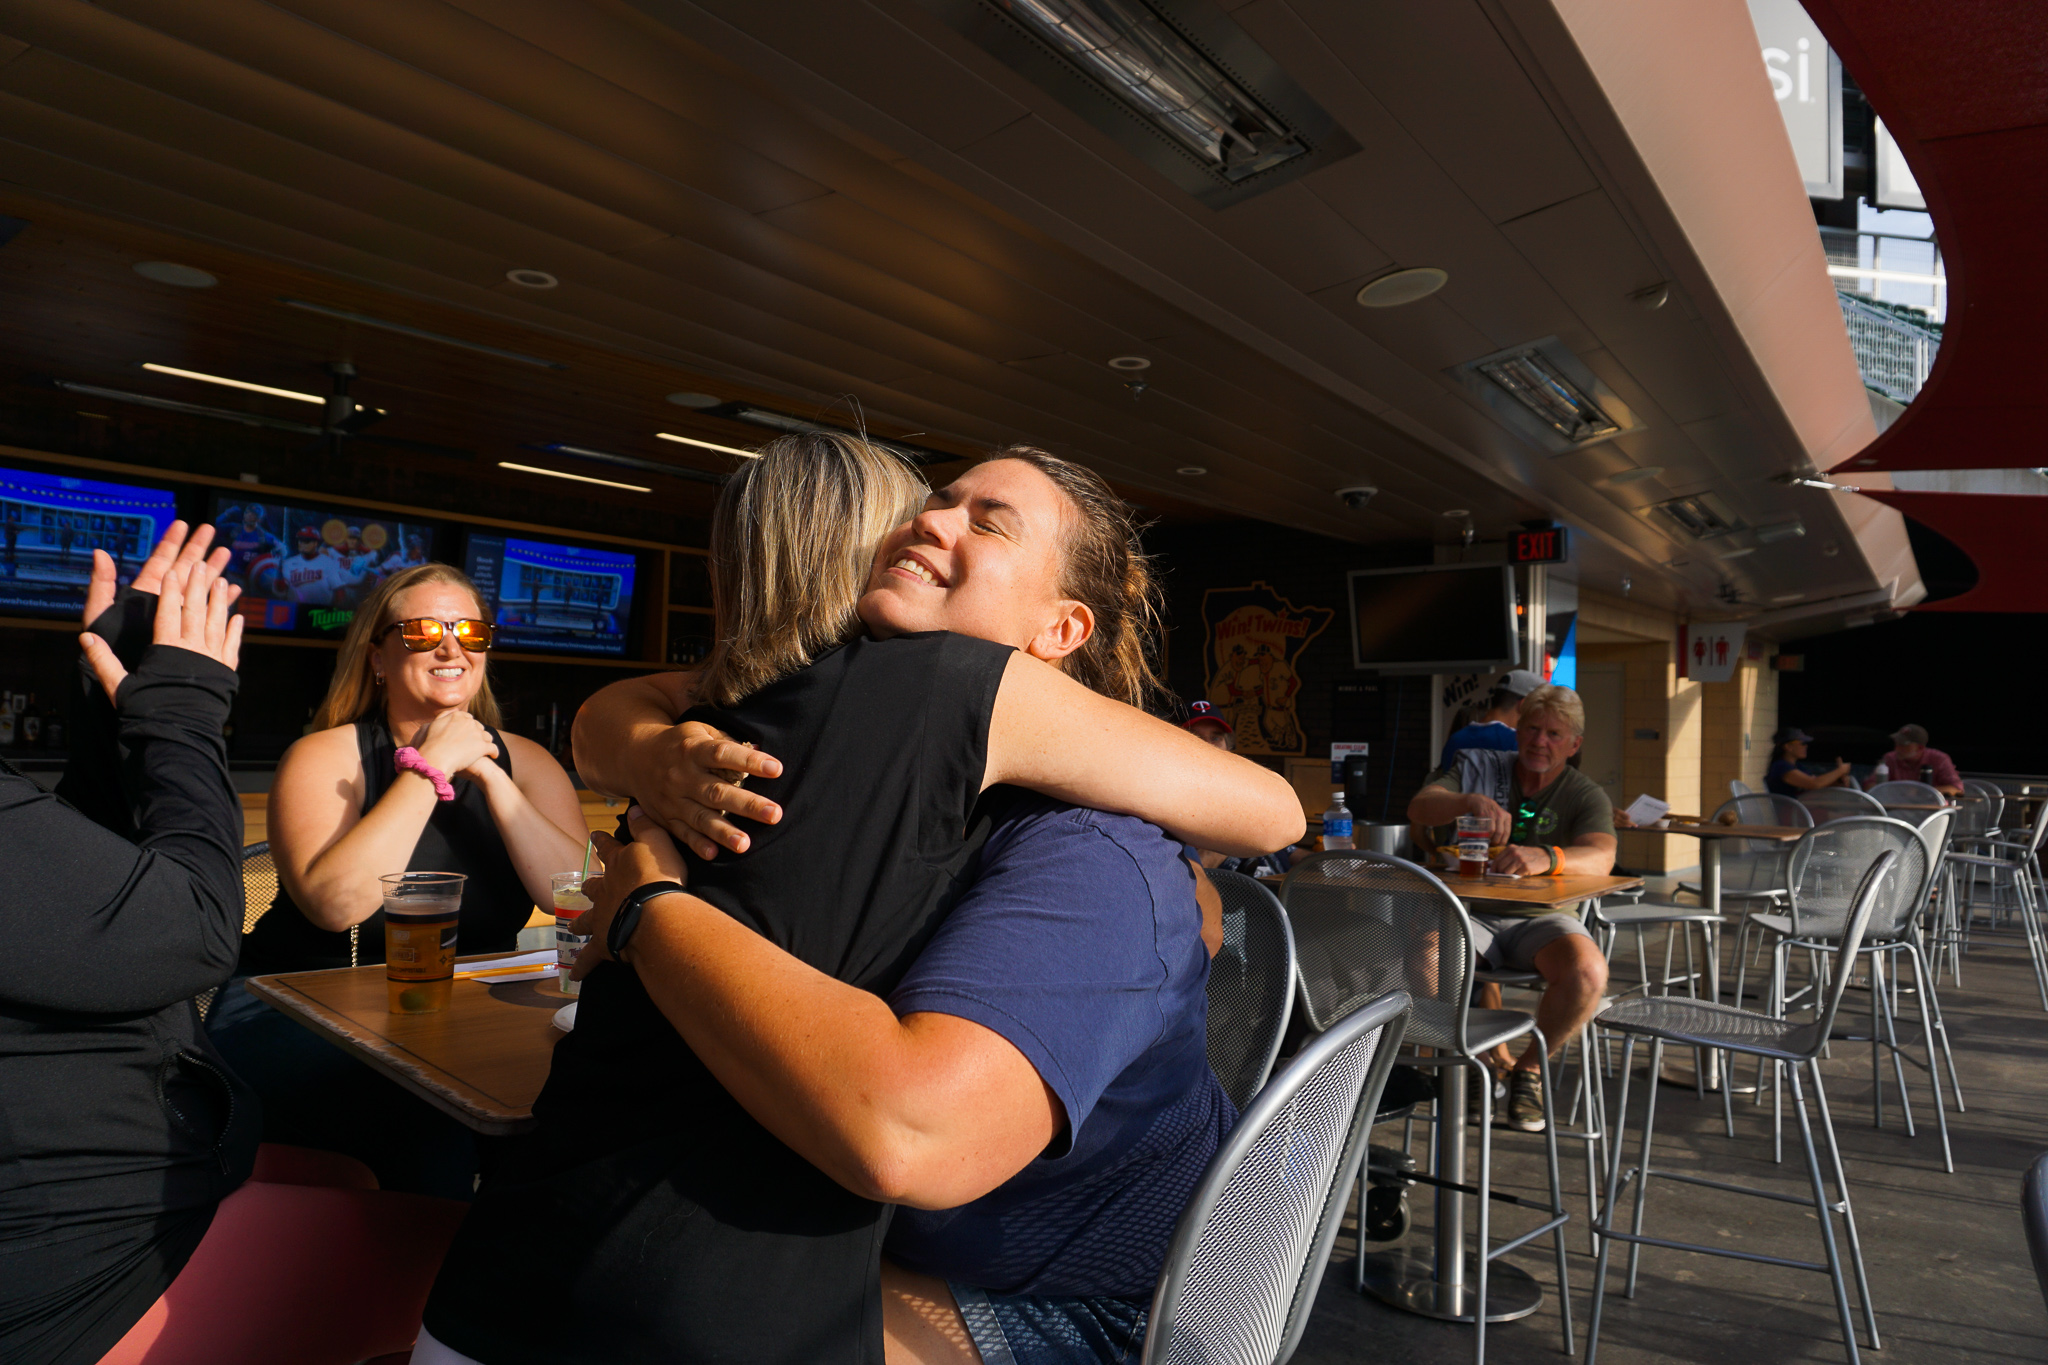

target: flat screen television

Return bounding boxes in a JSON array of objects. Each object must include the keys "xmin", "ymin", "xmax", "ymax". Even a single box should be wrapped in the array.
[
  {"xmin": 464, "ymin": 532, "xmax": 638, "ymax": 657},
  {"xmin": 0, "ymin": 465, "xmax": 179, "ymax": 619},
  {"xmin": 1347, "ymin": 564, "xmax": 1519, "ymax": 673},
  {"xmin": 210, "ymin": 494, "xmax": 437, "ymax": 635}
]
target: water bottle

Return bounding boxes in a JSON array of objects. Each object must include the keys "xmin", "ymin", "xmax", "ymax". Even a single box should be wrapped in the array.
[{"xmin": 1323, "ymin": 791, "xmax": 1355, "ymax": 850}]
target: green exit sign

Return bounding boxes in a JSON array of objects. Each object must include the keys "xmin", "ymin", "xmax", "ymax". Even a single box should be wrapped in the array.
[{"xmin": 1511, "ymin": 525, "xmax": 1569, "ymax": 564}]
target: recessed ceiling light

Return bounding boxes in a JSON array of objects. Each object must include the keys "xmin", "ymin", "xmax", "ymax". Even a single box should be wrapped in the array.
[
  {"xmin": 1108, "ymin": 356, "xmax": 1152, "ymax": 371},
  {"xmin": 1175, "ymin": 465, "xmax": 1207, "ymax": 476},
  {"xmin": 657, "ymin": 431, "xmax": 760, "ymax": 459},
  {"xmin": 497, "ymin": 461, "xmax": 649, "ymax": 493},
  {"xmin": 1476, "ymin": 350, "xmax": 1620, "ymax": 443},
  {"xmin": 142, "ymin": 363, "xmax": 323, "ymax": 405},
  {"xmin": 1441, "ymin": 508, "xmax": 1470, "ymax": 519},
  {"xmin": 505, "ymin": 268, "xmax": 558, "ymax": 289},
  {"xmin": 1357, "ymin": 267, "xmax": 1448, "ymax": 308},
  {"xmin": 133, "ymin": 261, "xmax": 218, "ymax": 288},
  {"xmin": 1772, "ymin": 593, "xmax": 1806, "ymax": 603},
  {"xmin": 1716, "ymin": 545, "xmax": 1757, "ymax": 559},
  {"xmin": 1607, "ymin": 466, "xmax": 1664, "ymax": 484},
  {"xmin": 667, "ymin": 392, "xmax": 723, "ymax": 408}
]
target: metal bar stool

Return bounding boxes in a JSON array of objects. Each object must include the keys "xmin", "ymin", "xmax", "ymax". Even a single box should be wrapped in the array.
[{"xmin": 1584, "ymin": 850, "xmax": 1900, "ymax": 1365}]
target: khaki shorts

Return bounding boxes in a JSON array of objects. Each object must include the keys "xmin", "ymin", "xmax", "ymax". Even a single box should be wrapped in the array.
[{"xmin": 1469, "ymin": 911, "xmax": 1591, "ymax": 973}]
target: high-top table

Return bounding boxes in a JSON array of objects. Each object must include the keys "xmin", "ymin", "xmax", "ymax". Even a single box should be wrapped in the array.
[{"xmin": 246, "ymin": 953, "xmax": 570, "ymax": 1135}]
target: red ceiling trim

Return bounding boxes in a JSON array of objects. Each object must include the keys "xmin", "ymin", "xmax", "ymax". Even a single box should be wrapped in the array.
[
  {"xmin": 1797, "ymin": 0, "xmax": 2048, "ymax": 474},
  {"xmin": 1860, "ymin": 489, "xmax": 2048, "ymax": 613}
]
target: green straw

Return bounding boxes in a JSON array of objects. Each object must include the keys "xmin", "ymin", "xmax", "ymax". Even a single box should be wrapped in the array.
[{"xmin": 580, "ymin": 836, "xmax": 595, "ymax": 880}]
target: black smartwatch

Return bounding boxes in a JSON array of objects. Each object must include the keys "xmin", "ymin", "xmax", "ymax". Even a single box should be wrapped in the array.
[{"xmin": 608, "ymin": 881, "xmax": 689, "ymax": 961}]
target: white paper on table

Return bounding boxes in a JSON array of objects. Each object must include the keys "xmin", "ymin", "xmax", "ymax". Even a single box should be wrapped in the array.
[
  {"xmin": 452, "ymin": 949, "xmax": 558, "ymax": 983},
  {"xmin": 1623, "ymin": 794, "xmax": 1670, "ymax": 827}
]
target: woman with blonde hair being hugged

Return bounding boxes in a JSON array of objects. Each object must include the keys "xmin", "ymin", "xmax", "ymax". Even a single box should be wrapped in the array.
[{"xmin": 206, "ymin": 563, "xmax": 586, "ymax": 1197}]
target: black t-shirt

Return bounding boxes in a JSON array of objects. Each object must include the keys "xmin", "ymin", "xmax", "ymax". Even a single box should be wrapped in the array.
[
  {"xmin": 424, "ymin": 633, "xmax": 1012, "ymax": 1365},
  {"xmin": 237, "ymin": 717, "xmax": 532, "ymax": 974}
]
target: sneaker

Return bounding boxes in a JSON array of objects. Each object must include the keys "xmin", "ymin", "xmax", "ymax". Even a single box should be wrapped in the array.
[
  {"xmin": 1506, "ymin": 1069, "xmax": 1547, "ymax": 1132},
  {"xmin": 1466, "ymin": 1067, "xmax": 1503, "ymax": 1123}
]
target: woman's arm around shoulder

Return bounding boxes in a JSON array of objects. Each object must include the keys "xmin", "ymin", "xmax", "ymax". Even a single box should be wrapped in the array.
[{"xmin": 985, "ymin": 652, "xmax": 1305, "ymax": 857}]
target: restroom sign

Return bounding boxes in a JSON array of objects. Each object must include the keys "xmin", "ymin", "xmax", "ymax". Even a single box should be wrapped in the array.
[{"xmin": 1679, "ymin": 623, "xmax": 1747, "ymax": 684}]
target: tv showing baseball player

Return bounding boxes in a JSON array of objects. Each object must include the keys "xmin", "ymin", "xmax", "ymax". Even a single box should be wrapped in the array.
[
  {"xmin": 0, "ymin": 465, "xmax": 179, "ymax": 619},
  {"xmin": 464, "ymin": 532, "xmax": 637, "ymax": 657},
  {"xmin": 211, "ymin": 494, "xmax": 436, "ymax": 634}
]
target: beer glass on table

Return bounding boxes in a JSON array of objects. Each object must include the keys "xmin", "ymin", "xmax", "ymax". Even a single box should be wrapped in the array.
[
  {"xmin": 381, "ymin": 872, "xmax": 466, "ymax": 1014},
  {"xmin": 1454, "ymin": 815, "xmax": 1491, "ymax": 880}
]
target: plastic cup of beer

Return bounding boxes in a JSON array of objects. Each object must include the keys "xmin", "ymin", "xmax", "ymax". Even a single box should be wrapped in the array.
[
  {"xmin": 552, "ymin": 871, "xmax": 595, "ymax": 997},
  {"xmin": 381, "ymin": 872, "xmax": 466, "ymax": 1014},
  {"xmin": 1456, "ymin": 838, "xmax": 1490, "ymax": 879}
]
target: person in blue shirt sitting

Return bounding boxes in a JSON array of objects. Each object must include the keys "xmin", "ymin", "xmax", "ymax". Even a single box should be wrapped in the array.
[{"xmin": 1440, "ymin": 668, "xmax": 1542, "ymax": 770}]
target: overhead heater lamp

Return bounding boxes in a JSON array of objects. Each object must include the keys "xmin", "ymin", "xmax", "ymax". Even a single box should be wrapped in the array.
[
  {"xmin": 1474, "ymin": 350, "xmax": 1621, "ymax": 444},
  {"xmin": 998, "ymin": 0, "xmax": 1307, "ymax": 182}
]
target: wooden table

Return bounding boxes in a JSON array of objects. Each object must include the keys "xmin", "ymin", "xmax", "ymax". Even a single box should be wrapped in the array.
[
  {"xmin": 1448, "ymin": 871, "xmax": 1643, "ymax": 913},
  {"xmin": 247, "ymin": 953, "xmax": 569, "ymax": 1135}
]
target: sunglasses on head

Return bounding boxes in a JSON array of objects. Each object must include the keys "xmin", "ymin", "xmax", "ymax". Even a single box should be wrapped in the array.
[{"xmin": 375, "ymin": 617, "xmax": 495, "ymax": 653}]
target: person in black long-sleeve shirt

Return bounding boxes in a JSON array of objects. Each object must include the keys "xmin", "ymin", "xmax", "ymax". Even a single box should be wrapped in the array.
[
  {"xmin": 0, "ymin": 527, "xmax": 257, "ymax": 1365},
  {"xmin": 1, "ymin": 525, "xmax": 465, "ymax": 1365}
]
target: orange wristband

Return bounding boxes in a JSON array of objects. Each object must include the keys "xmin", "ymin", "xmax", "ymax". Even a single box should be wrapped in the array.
[{"xmin": 1548, "ymin": 846, "xmax": 1566, "ymax": 876}]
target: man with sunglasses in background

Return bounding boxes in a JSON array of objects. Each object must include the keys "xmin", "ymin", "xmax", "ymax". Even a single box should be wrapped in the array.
[{"xmin": 1407, "ymin": 684, "xmax": 1615, "ymax": 1132}]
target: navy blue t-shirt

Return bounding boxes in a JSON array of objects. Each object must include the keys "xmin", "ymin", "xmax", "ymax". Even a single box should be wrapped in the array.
[
  {"xmin": 885, "ymin": 791, "xmax": 1234, "ymax": 1300},
  {"xmin": 1440, "ymin": 719, "xmax": 1519, "ymax": 771}
]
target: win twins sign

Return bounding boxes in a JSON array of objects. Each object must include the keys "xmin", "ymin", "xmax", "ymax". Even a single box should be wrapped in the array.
[{"xmin": 1201, "ymin": 582, "xmax": 1335, "ymax": 756}]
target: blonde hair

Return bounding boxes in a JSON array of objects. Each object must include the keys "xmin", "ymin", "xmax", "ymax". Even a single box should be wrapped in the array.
[
  {"xmin": 1519, "ymin": 683, "xmax": 1585, "ymax": 737},
  {"xmin": 311, "ymin": 564, "xmax": 502, "ymax": 732},
  {"xmin": 986, "ymin": 447, "xmax": 1166, "ymax": 712},
  {"xmin": 697, "ymin": 433, "xmax": 928, "ymax": 707}
]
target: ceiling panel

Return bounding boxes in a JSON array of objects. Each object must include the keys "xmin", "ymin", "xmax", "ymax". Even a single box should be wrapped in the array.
[{"xmin": 1258, "ymin": 0, "xmax": 1600, "ymax": 224}]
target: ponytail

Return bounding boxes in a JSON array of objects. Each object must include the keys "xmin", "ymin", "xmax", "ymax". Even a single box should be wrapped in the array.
[{"xmin": 985, "ymin": 447, "xmax": 1167, "ymax": 712}]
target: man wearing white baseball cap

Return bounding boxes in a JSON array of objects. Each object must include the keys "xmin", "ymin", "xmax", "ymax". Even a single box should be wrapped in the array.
[{"xmin": 1439, "ymin": 668, "xmax": 1543, "ymax": 770}]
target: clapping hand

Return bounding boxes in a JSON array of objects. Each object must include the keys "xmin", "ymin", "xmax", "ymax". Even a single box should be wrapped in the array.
[{"xmin": 78, "ymin": 522, "xmax": 244, "ymax": 702}]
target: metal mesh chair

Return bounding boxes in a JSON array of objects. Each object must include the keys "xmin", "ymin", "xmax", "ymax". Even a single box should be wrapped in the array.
[
  {"xmin": 1744, "ymin": 818, "xmax": 1949, "ymax": 1168},
  {"xmin": 1866, "ymin": 779, "xmax": 1945, "ymax": 811},
  {"xmin": 1205, "ymin": 871, "xmax": 1298, "ymax": 1111},
  {"xmin": 1281, "ymin": 850, "xmax": 1573, "ymax": 1362},
  {"xmin": 1141, "ymin": 989, "xmax": 1410, "ymax": 1365},
  {"xmin": 241, "ymin": 841, "xmax": 277, "ymax": 934},
  {"xmin": 1801, "ymin": 787, "xmax": 1886, "ymax": 822},
  {"xmin": 197, "ymin": 842, "xmax": 272, "ymax": 1021},
  {"xmin": 1677, "ymin": 794, "xmax": 1809, "ymax": 904},
  {"xmin": 1585, "ymin": 851, "xmax": 1901, "ymax": 1365},
  {"xmin": 1947, "ymin": 793, "xmax": 2048, "ymax": 1009},
  {"xmin": 1962, "ymin": 778, "xmax": 2005, "ymax": 836},
  {"xmin": 1730, "ymin": 779, "xmax": 1755, "ymax": 799}
]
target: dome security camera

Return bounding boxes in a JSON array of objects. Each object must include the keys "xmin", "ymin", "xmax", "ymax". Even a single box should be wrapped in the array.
[{"xmin": 1337, "ymin": 486, "xmax": 1378, "ymax": 510}]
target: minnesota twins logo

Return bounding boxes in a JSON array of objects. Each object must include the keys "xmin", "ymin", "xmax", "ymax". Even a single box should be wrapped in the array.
[{"xmin": 1200, "ymin": 582, "xmax": 1335, "ymax": 756}]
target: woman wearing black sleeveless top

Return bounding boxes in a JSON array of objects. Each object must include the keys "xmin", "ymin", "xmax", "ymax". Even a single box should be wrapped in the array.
[
  {"xmin": 421, "ymin": 439, "xmax": 1302, "ymax": 1364},
  {"xmin": 206, "ymin": 564, "xmax": 586, "ymax": 1196}
]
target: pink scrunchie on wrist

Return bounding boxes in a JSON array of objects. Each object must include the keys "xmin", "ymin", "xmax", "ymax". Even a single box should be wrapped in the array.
[{"xmin": 394, "ymin": 746, "xmax": 456, "ymax": 802}]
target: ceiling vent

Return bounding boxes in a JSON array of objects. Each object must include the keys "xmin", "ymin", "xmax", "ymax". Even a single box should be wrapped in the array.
[
  {"xmin": 1651, "ymin": 491, "xmax": 1746, "ymax": 540},
  {"xmin": 1449, "ymin": 337, "xmax": 1638, "ymax": 454},
  {"xmin": 919, "ymin": 0, "xmax": 1357, "ymax": 206}
]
